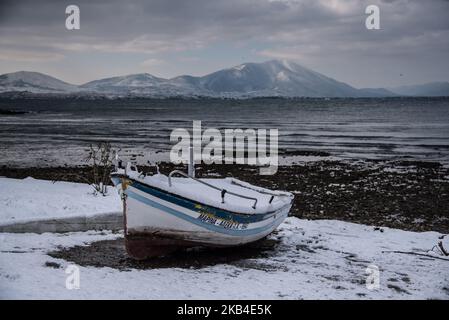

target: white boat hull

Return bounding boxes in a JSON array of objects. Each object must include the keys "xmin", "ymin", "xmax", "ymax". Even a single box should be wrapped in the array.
[{"xmin": 111, "ymin": 174, "xmax": 293, "ymax": 259}]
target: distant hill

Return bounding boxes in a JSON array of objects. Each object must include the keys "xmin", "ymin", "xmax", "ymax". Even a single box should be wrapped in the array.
[
  {"xmin": 357, "ymin": 87, "xmax": 397, "ymax": 97},
  {"xmin": 0, "ymin": 71, "xmax": 78, "ymax": 93},
  {"xmin": 389, "ymin": 82, "xmax": 449, "ymax": 97},
  {"xmin": 1, "ymin": 61, "xmax": 445, "ymax": 98},
  {"xmin": 80, "ymin": 73, "xmax": 166, "ymax": 94}
]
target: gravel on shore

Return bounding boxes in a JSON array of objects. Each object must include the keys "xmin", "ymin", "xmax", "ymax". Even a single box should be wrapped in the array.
[{"xmin": 2, "ymin": 159, "xmax": 448, "ymax": 233}]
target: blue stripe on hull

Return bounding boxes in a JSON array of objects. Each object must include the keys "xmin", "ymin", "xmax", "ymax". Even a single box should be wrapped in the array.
[{"xmin": 127, "ymin": 189, "xmax": 289, "ymax": 237}]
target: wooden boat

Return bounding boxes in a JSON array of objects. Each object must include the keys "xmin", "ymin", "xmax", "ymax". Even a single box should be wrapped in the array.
[{"xmin": 111, "ymin": 163, "xmax": 294, "ymax": 259}]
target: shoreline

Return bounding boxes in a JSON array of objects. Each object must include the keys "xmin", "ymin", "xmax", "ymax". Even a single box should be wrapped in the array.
[{"xmin": 2, "ymin": 158, "xmax": 448, "ymax": 233}]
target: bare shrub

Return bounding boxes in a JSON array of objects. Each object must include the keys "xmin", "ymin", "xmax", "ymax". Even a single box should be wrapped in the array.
[
  {"xmin": 84, "ymin": 142, "xmax": 115, "ymax": 196},
  {"xmin": 53, "ymin": 142, "xmax": 116, "ymax": 196}
]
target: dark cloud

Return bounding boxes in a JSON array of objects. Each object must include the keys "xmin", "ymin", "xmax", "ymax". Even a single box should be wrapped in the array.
[{"xmin": 0, "ymin": 0, "xmax": 448, "ymax": 86}]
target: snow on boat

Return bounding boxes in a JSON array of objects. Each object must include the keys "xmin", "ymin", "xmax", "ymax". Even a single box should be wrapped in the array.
[{"xmin": 111, "ymin": 163, "xmax": 294, "ymax": 259}]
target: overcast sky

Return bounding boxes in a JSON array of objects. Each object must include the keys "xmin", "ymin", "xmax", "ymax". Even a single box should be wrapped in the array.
[{"xmin": 0, "ymin": 0, "xmax": 448, "ymax": 87}]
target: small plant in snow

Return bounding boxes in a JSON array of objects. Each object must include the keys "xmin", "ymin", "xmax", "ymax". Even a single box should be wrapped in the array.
[
  {"xmin": 54, "ymin": 142, "xmax": 117, "ymax": 195},
  {"xmin": 84, "ymin": 142, "xmax": 115, "ymax": 196}
]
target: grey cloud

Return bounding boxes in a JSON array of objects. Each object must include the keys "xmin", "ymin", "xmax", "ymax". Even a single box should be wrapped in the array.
[{"xmin": 0, "ymin": 0, "xmax": 448, "ymax": 86}]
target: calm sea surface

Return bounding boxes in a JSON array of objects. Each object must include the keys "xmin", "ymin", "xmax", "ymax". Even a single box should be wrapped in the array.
[{"xmin": 1, "ymin": 97, "xmax": 448, "ymax": 167}]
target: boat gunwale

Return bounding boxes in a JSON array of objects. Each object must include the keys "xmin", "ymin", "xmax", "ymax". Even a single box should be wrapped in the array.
[{"xmin": 110, "ymin": 173, "xmax": 294, "ymax": 218}]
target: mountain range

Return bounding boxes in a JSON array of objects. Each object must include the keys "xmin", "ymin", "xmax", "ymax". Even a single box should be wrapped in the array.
[{"xmin": 0, "ymin": 60, "xmax": 448, "ymax": 98}]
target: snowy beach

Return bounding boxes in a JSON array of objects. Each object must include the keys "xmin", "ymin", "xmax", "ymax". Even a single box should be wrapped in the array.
[
  {"xmin": 0, "ymin": 174, "xmax": 448, "ymax": 299},
  {"xmin": 1, "ymin": 0, "xmax": 449, "ymax": 303},
  {"xmin": 1, "ymin": 97, "xmax": 448, "ymax": 299},
  {"xmin": 1, "ymin": 217, "xmax": 448, "ymax": 299},
  {"xmin": 0, "ymin": 177, "xmax": 121, "ymax": 226}
]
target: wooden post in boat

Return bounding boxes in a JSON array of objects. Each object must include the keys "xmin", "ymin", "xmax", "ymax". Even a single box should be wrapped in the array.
[
  {"xmin": 188, "ymin": 146, "xmax": 195, "ymax": 177},
  {"xmin": 120, "ymin": 177, "xmax": 128, "ymax": 236}
]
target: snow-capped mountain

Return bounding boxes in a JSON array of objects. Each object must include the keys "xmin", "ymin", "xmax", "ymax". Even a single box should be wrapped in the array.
[
  {"xmin": 197, "ymin": 60, "xmax": 362, "ymax": 97},
  {"xmin": 0, "ymin": 71, "xmax": 78, "ymax": 93},
  {"xmin": 4, "ymin": 60, "xmax": 447, "ymax": 98},
  {"xmin": 77, "ymin": 60, "xmax": 391, "ymax": 97}
]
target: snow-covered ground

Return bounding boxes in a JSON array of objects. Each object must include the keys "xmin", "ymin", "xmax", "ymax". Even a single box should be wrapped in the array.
[
  {"xmin": 0, "ymin": 177, "xmax": 448, "ymax": 299},
  {"xmin": 0, "ymin": 218, "xmax": 447, "ymax": 299},
  {"xmin": 0, "ymin": 177, "xmax": 121, "ymax": 226}
]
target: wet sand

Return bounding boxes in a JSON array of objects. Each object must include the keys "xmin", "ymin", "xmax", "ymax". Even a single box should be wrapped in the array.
[{"xmin": 48, "ymin": 236, "xmax": 282, "ymax": 270}]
